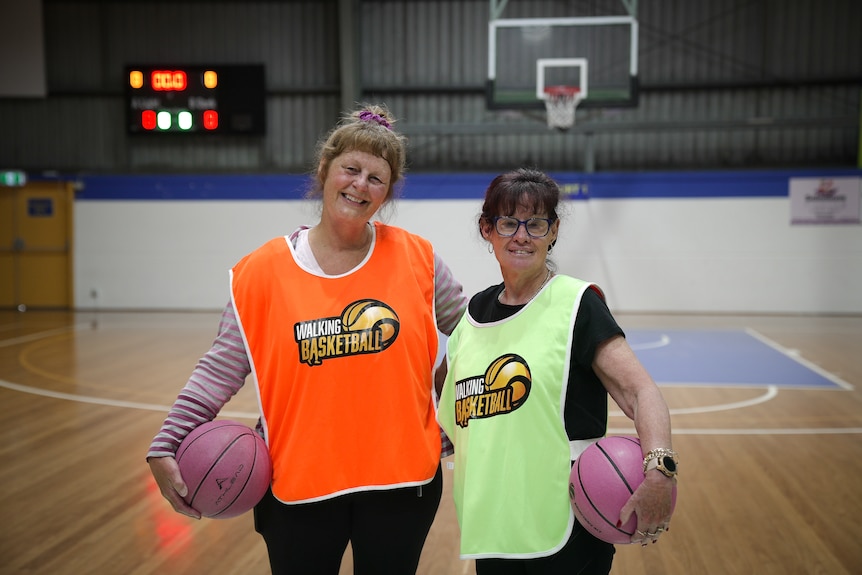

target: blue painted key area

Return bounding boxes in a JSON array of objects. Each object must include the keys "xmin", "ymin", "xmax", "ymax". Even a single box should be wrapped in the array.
[{"xmin": 627, "ymin": 329, "xmax": 847, "ymax": 389}]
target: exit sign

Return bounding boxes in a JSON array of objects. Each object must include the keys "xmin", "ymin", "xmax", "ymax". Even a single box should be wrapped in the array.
[{"xmin": 1, "ymin": 170, "xmax": 27, "ymax": 186}]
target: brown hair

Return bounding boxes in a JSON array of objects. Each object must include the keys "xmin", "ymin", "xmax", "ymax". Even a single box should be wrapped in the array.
[
  {"xmin": 479, "ymin": 168, "xmax": 561, "ymax": 228},
  {"xmin": 307, "ymin": 103, "xmax": 407, "ymax": 202},
  {"xmin": 479, "ymin": 168, "xmax": 562, "ymax": 253}
]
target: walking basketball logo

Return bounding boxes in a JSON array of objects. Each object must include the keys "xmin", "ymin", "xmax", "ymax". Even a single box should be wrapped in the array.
[
  {"xmin": 453, "ymin": 353, "xmax": 531, "ymax": 427},
  {"xmin": 294, "ymin": 299, "xmax": 400, "ymax": 366}
]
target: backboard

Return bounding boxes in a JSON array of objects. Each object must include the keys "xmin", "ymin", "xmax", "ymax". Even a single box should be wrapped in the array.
[{"xmin": 487, "ymin": 16, "xmax": 639, "ymax": 110}]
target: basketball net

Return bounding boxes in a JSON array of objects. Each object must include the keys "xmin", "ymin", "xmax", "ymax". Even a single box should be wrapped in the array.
[{"xmin": 543, "ymin": 86, "xmax": 581, "ymax": 130}]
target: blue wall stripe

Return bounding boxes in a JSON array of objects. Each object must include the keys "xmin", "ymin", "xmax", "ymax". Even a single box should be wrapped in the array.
[{"xmin": 42, "ymin": 168, "xmax": 862, "ymax": 201}]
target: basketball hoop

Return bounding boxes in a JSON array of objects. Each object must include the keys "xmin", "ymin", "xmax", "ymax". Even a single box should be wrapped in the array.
[{"xmin": 543, "ymin": 86, "xmax": 581, "ymax": 131}]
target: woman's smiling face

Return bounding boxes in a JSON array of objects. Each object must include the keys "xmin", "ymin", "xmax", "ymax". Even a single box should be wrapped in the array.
[
  {"xmin": 320, "ymin": 150, "xmax": 392, "ymax": 222},
  {"xmin": 485, "ymin": 205, "xmax": 559, "ymax": 274}
]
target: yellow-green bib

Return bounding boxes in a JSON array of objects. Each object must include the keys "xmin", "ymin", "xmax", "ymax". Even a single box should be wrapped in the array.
[{"xmin": 439, "ymin": 275, "xmax": 594, "ymax": 559}]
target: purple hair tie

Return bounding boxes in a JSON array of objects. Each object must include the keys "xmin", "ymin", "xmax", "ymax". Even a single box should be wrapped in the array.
[{"xmin": 358, "ymin": 110, "xmax": 392, "ymax": 130}]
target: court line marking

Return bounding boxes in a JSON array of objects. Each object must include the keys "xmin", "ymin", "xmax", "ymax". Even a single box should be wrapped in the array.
[
  {"xmin": 4, "ymin": 377, "xmax": 777, "ymax": 418},
  {"xmin": 0, "ymin": 324, "xmax": 91, "ymax": 347},
  {"xmin": 3, "ymin": 377, "xmax": 861, "ymax": 435},
  {"xmin": 608, "ymin": 427, "xmax": 862, "ymax": 436},
  {"xmin": 610, "ymin": 385, "xmax": 779, "ymax": 416},
  {"xmin": 0, "ymin": 378, "xmax": 258, "ymax": 420},
  {"xmin": 629, "ymin": 334, "xmax": 670, "ymax": 351},
  {"xmin": 745, "ymin": 327, "xmax": 854, "ymax": 390},
  {"xmin": 2, "ymin": 325, "xmax": 857, "ymax": 435}
]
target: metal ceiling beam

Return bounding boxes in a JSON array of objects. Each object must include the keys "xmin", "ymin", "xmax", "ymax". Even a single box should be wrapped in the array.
[
  {"xmin": 491, "ymin": 0, "xmax": 637, "ymax": 20},
  {"xmin": 398, "ymin": 116, "xmax": 855, "ymax": 136},
  {"xmin": 339, "ymin": 0, "xmax": 361, "ymax": 112},
  {"xmin": 489, "ymin": 0, "xmax": 509, "ymax": 21},
  {"xmin": 620, "ymin": 0, "xmax": 637, "ymax": 18}
]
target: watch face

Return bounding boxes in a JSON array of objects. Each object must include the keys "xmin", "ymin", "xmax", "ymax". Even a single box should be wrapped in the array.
[{"xmin": 662, "ymin": 456, "xmax": 677, "ymax": 473}]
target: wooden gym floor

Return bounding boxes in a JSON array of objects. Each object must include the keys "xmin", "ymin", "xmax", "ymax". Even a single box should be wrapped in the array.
[{"xmin": 1, "ymin": 310, "xmax": 860, "ymax": 575}]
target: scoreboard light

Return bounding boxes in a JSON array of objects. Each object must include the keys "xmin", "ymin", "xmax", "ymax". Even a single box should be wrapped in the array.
[
  {"xmin": 142, "ymin": 109, "xmax": 157, "ymax": 130},
  {"xmin": 151, "ymin": 70, "xmax": 188, "ymax": 91},
  {"xmin": 129, "ymin": 70, "xmax": 144, "ymax": 89},
  {"xmin": 125, "ymin": 64, "xmax": 265, "ymax": 135},
  {"xmin": 203, "ymin": 109, "xmax": 219, "ymax": 130},
  {"xmin": 203, "ymin": 70, "xmax": 218, "ymax": 89}
]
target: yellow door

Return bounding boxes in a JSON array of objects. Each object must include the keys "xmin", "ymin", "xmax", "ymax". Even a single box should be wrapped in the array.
[
  {"xmin": 0, "ymin": 189, "xmax": 15, "ymax": 306},
  {"xmin": 0, "ymin": 181, "xmax": 74, "ymax": 309}
]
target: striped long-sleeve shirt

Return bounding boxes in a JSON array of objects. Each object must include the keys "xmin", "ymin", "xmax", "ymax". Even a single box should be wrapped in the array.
[{"xmin": 147, "ymin": 248, "xmax": 467, "ymax": 460}]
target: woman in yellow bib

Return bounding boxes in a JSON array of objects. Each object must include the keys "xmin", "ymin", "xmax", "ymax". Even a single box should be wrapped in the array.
[
  {"xmin": 148, "ymin": 104, "xmax": 467, "ymax": 574},
  {"xmin": 438, "ymin": 168, "xmax": 676, "ymax": 574}
]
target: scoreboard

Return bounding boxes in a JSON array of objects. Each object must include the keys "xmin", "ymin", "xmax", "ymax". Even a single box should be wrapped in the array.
[{"xmin": 125, "ymin": 65, "xmax": 265, "ymax": 135}]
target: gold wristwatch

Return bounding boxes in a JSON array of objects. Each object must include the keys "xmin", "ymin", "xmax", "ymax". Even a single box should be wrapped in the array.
[{"xmin": 643, "ymin": 448, "xmax": 679, "ymax": 478}]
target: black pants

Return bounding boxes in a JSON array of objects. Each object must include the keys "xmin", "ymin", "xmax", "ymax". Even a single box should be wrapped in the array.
[
  {"xmin": 254, "ymin": 464, "xmax": 443, "ymax": 575},
  {"xmin": 475, "ymin": 520, "xmax": 615, "ymax": 575}
]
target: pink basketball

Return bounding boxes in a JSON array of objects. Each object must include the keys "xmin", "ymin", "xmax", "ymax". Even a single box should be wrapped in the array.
[
  {"xmin": 175, "ymin": 420, "xmax": 272, "ymax": 519},
  {"xmin": 568, "ymin": 436, "xmax": 677, "ymax": 544}
]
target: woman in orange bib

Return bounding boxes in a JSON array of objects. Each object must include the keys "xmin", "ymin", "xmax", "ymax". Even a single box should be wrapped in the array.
[{"xmin": 147, "ymin": 104, "xmax": 467, "ymax": 574}]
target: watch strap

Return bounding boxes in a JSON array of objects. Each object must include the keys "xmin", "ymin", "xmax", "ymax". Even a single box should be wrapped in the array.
[{"xmin": 643, "ymin": 448, "xmax": 678, "ymax": 474}]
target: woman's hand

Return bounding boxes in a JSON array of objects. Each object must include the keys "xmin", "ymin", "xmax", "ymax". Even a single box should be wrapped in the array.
[
  {"xmin": 147, "ymin": 456, "xmax": 202, "ymax": 519},
  {"xmin": 620, "ymin": 470, "xmax": 675, "ymax": 546}
]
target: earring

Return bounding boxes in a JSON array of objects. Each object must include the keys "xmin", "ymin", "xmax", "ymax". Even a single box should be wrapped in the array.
[{"xmin": 487, "ymin": 244, "xmax": 494, "ymax": 253}]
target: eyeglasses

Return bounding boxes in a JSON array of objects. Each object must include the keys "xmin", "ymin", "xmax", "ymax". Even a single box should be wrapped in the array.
[{"xmin": 492, "ymin": 216, "xmax": 555, "ymax": 238}]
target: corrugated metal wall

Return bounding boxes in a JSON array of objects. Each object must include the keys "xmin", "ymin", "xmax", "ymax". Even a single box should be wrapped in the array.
[{"xmin": 0, "ymin": 0, "xmax": 858, "ymax": 173}]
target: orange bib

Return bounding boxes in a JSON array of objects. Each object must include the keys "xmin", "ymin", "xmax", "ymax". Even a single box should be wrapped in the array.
[{"xmin": 231, "ymin": 223, "xmax": 440, "ymax": 503}]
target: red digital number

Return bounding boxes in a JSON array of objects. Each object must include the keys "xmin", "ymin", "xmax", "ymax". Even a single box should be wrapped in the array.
[{"xmin": 151, "ymin": 70, "xmax": 187, "ymax": 91}]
